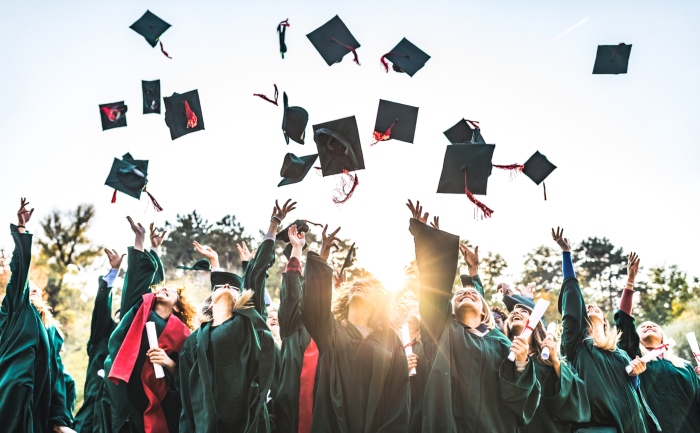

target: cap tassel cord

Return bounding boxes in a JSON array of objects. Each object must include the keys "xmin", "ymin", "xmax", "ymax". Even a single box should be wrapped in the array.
[
  {"xmin": 302, "ymin": 220, "xmax": 324, "ymax": 228},
  {"xmin": 380, "ymin": 52, "xmax": 409, "ymax": 73},
  {"xmin": 184, "ymin": 101, "xmax": 198, "ymax": 128},
  {"xmin": 463, "ymin": 170, "xmax": 494, "ymax": 219},
  {"xmin": 332, "ymin": 169, "xmax": 359, "ymax": 204},
  {"xmin": 492, "ymin": 163, "xmax": 524, "ymax": 181},
  {"xmin": 371, "ymin": 119, "xmax": 398, "ymax": 145},
  {"xmin": 465, "ymin": 119, "xmax": 480, "ymax": 130},
  {"xmin": 331, "ymin": 38, "xmax": 360, "ymax": 66},
  {"xmin": 101, "ymin": 106, "xmax": 124, "ymax": 122},
  {"xmin": 253, "ymin": 84, "xmax": 279, "ymax": 106},
  {"xmin": 159, "ymin": 41, "xmax": 172, "ymax": 59},
  {"xmin": 145, "ymin": 190, "xmax": 164, "ymax": 212},
  {"xmin": 111, "ymin": 189, "xmax": 118, "ymax": 204},
  {"xmin": 610, "ymin": 42, "xmax": 625, "ymax": 61},
  {"xmin": 543, "ymin": 182, "xmax": 547, "ymax": 201}
]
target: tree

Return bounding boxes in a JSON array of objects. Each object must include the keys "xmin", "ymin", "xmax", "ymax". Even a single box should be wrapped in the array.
[
  {"xmin": 519, "ymin": 245, "xmax": 562, "ymax": 293},
  {"xmin": 635, "ymin": 266, "xmax": 699, "ymax": 325},
  {"xmin": 575, "ymin": 237, "xmax": 627, "ymax": 314}
]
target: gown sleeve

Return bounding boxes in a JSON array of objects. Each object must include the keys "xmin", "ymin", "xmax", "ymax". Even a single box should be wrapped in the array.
[
  {"xmin": 498, "ymin": 357, "xmax": 541, "ymax": 424},
  {"xmin": 4, "ymin": 224, "xmax": 33, "ymax": 316},
  {"xmin": 557, "ymin": 254, "xmax": 587, "ymax": 359},
  {"xmin": 243, "ymin": 238, "xmax": 276, "ymax": 318},
  {"xmin": 471, "ymin": 274, "xmax": 485, "ymax": 298},
  {"xmin": 614, "ymin": 310, "xmax": 642, "ymax": 360},
  {"xmin": 48, "ymin": 328, "xmax": 73, "ymax": 428},
  {"xmin": 300, "ymin": 252, "xmax": 335, "ymax": 352},
  {"xmin": 178, "ymin": 337, "xmax": 196, "ymax": 433},
  {"xmin": 119, "ymin": 247, "xmax": 157, "ymax": 315},
  {"xmin": 542, "ymin": 360, "xmax": 591, "ymax": 424},
  {"xmin": 145, "ymin": 249, "xmax": 165, "ymax": 286},
  {"xmin": 279, "ymin": 260, "xmax": 304, "ymax": 339},
  {"xmin": 87, "ymin": 276, "xmax": 115, "ymax": 357}
]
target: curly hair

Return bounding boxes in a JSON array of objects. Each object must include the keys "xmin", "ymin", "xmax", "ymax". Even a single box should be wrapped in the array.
[
  {"xmin": 172, "ymin": 287, "xmax": 197, "ymax": 330},
  {"xmin": 332, "ymin": 278, "xmax": 397, "ymax": 331}
]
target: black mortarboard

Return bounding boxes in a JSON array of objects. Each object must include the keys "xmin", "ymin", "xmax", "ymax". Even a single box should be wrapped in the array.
[
  {"xmin": 460, "ymin": 275, "xmax": 474, "ymax": 288},
  {"xmin": 503, "ymin": 294, "xmax": 536, "ymax": 313},
  {"xmin": 177, "ymin": 259, "xmax": 211, "ymax": 272},
  {"xmin": 373, "ymin": 99, "xmax": 419, "ymax": 144},
  {"xmin": 381, "ymin": 38, "xmax": 430, "ymax": 77},
  {"xmin": 437, "ymin": 144, "xmax": 496, "ymax": 217},
  {"xmin": 443, "ymin": 119, "xmax": 485, "ymax": 144},
  {"xmin": 340, "ymin": 242, "xmax": 356, "ymax": 275},
  {"xmin": 99, "ymin": 102, "xmax": 127, "ymax": 131},
  {"xmin": 306, "ymin": 15, "xmax": 361, "ymax": 66},
  {"xmin": 522, "ymin": 151, "xmax": 556, "ymax": 185},
  {"xmin": 313, "ymin": 116, "xmax": 365, "ymax": 176},
  {"xmin": 211, "ymin": 271, "xmax": 243, "ymax": 291},
  {"xmin": 104, "ymin": 153, "xmax": 149, "ymax": 200},
  {"xmin": 279, "ymin": 153, "xmax": 319, "ymax": 187},
  {"xmin": 277, "ymin": 19, "xmax": 290, "ymax": 59},
  {"xmin": 142, "ymin": 80, "xmax": 161, "ymax": 114},
  {"xmin": 592, "ymin": 43, "xmax": 632, "ymax": 75},
  {"xmin": 130, "ymin": 10, "xmax": 171, "ymax": 48},
  {"xmin": 282, "ymin": 92, "xmax": 308, "ymax": 144},
  {"xmin": 164, "ymin": 89, "xmax": 204, "ymax": 140},
  {"xmin": 276, "ymin": 219, "xmax": 311, "ymax": 243}
]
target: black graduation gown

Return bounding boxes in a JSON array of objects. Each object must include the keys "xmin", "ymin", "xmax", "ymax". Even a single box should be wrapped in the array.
[
  {"xmin": 616, "ymin": 310, "xmax": 700, "ymax": 433},
  {"xmin": 407, "ymin": 339, "xmax": 428, "ymax": 433},
  {"xmin": 410, "ymin": 219, "xmax": 540, "ymax": 433},
  {"xmin": 74, "ymin": 275, "xmax": 117, "ymax": 433},
  {"xmin": 301, "ymin": 252, "xmax": 410, "ymax": 433}
]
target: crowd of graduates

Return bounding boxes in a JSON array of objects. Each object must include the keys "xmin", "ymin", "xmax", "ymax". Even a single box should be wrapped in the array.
[{"xmin": 1, "ymin": 196, "xmax": 699, "ymax": 433}]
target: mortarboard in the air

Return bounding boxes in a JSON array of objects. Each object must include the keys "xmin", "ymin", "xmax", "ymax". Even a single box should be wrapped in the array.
[
  {"xmin": 177, "ymin": 259, "xmax": 211, "ymax": 272},
  {"xmin": 437, "ymin": 144, "xmax": 496, "ymax": 218},
  {"xmin": 99, "ymin": 102, "xmax": 128, "ymax": 131},
  {"xmin": 279, "ymin": 153, "xmax": 319, "ymax": 187},
  {"xmin": 277, "ymin": 219, "xmax": 320, "ymax": 259},
  {"xmin": 340, "ymin": 242, "xmax": 355, "ymax": 275},
  {"xmin": 164, "ymin": 90, "xmax": 204, "ymax": 140},
  {"xmin": 373, "ymin": 99, "xmax": 419, "ymax": 144},
  {"xmin": 380, "ymin": 38, "xmax": 430, "ymax": 77},
  {"xmin": 592, "ymin": 43, "xmax": 632, "ymax": 75},
  {"xmin": 104, "ymin": 153, "xmax": 163, "ymax": 211},
  {"xmin": 130, "ymin": 10, "xmax": 172, "ymax": 58},
  {"xmin": 443, "ymin": 119, "xmax": 485, "ymax": 144},
  {"xmin": 522, "ymin": 151, "xmax": 556, "ymax": 200},
  {"xmin": 282, "ymin": 92, "xmax": 308, "ymax": 144},
  {"xmin": 210, "ymin": 271, "xmax": 244, "ymax": 291},
  {"xmin": 306, "ymin": 15, "xmax": 361, "ymax": 66},
  {"xmin": 408, "ymin": 219, "xmax": 460, "ymax": 294},
  {"xmin": 277, "ymin": 19, "xmax": 290, "ymax": 59},
  {"xmin": 142, "ymin": 80, "xmax": 161, "ymax": 114}
]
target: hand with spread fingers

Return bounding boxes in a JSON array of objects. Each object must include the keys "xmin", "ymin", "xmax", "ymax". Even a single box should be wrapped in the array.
[
  {"xmin": 17, "ymin": 197, "xmax": 34, "ymax": 233},
  {"xmin": 127, "ymin": 216, "xmax": 147, "ymax": 251},
  {"xmin": 429, "ymin": 216, "xmax": 440, "ymax": 229},
  {"xmin": 520, "ymin": 283, "xmax": 535, "ymax": 299},
  {"xmin": 149, "ymin": 223, "xmax": 167, "ymax": 249},
  {"xmin": 551, "ymin": 227, "xmax": 571, "ymax": 252},
  {"xmin": 272, "ymin": 199, "xmax": 297, "ymax": 222},
  {"xmin": 627, "ymin": 252, "xmax": 640, "ymax": 284},
  {"xmin": 459, "ymin": 244, "xmax": 479, "ymax": 277},
  {"xmin": 236, "ymin": 241, "xmax": 255, "ymax": 262},
  {"xmin": 406, "ymin": 199, "xmax": 429, "ymax": 224},
  {"xmin": 105, "ymin": 248, "xmax": 125, "ymax": 270},
  {"xmin": 194, "ymin": 241, "xmax": 220, "ymax": 269},
  {"xmin": 320, "ymin": 225, "xmax": 341, "ymax": 262}
]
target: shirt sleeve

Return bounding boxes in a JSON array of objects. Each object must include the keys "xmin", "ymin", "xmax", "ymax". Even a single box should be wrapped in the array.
[{"xmin": 102, "ymin": 268, "xmax": 119, "ymax": 287}]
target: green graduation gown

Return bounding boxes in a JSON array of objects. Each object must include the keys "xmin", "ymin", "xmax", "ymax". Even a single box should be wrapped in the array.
[
  {"xmin": 178, "ymin": 238, "xmax": 276, "ymax": 433},
  {"xmin": 48, "ymin": 326, "xmax": 74, "ymax": 428},
  {"xmin": 410, "ymin": 219, "xmax": 540, "ymax": 433},
  {"xmin": 616, "ymin": 310, "xmax": 700, "ymax": 433},
  {"xmin": 301, "ymin": 251, "xmax": 410, "ymax": 433},
  {"xmin": 558, "ymin": 277, "xmax": 657, "ymax": 432},
  {"xmin": 74, "ymin": 275, "xmax": 117, "ymax": 433},
  {"xmin": 65, "ymin": 371, "xmax": 77, "ymax": 415}
]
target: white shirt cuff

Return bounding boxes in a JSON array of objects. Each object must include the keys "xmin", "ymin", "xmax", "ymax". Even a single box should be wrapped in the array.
[{"xmin": 102, "ymin": 268, "xmax": 119, "ymax": 287}]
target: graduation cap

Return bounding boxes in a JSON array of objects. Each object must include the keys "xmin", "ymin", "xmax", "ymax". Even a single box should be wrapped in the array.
[
  {"xmin": 522, "ymin": 151, "xmax": 556, "ymax": 200},
  {"xmin": 104, "ymin": 153, "xmax": 163, "ymax": 211},
  {"xmin": 340, "ymin": 243, "xmax": 355, "ymax": 274},
  {"xmin": 99, "ymin": 102, "xmax": 127, "ymax": 131},
  {"xmin": 277, "ymin": 219, "xmax": 321, "ymax": 259},
  {"xmin": 460, "ymin": 275, "xmax": 474, "ymax": 288},
  {"xmin": 592, "ymin": 43, "xmax": 632, "ymax": 75},
  {"xmin": 142, "ymin": 80, "xmax": 161, "ymax": 114},
  {"xmin": 130, "ymin": 10, "xmax": 172, "ymax": 58},
  {"xmin": 282, "ymin": 92, "xmax": 308, "ymax": 144},
  {"xmin": 437, "ymin": 144, "xmax": 495, "ymax": 218},
  {"xmin": 373, "ymin": 100, "xmax": 419, "ymax": 144},
  {"xmin": 164, "ymin": 90, "xmax": 205, "ymax": 140},
  {"xmin": 277, "ymin": 19, "xmax": 290, "ymax": 59},
  {"xmin": 177, "ymin": 259, "xmax": 211, "ymax": 271},
  {"xmin": 380, "ymin": 38, "xmax": 430, "ymax": 77},
  {"xmin": 211, "ymin": 271, "xmax": 244, "ymax": 291},
  {"xmin": 443, "ymin": 119, "xmax": 485, "ymax": 144},
  {"xmin": 279, "ymin": 153, "xmax": 319, "ymax": 187},
  {"xmin": 306, "ymin": 15, "xmax": 361, "ymax": 66}
]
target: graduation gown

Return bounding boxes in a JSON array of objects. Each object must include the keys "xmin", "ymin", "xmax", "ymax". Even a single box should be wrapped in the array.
[
  {"xmin": 407, "ymin": 339, "xmax": 428, "ymax": 433},
  {"xmin": 301, "ymin": 251, "xmax": 410, "ymax": 433},
  {"xmin": 49, "ymin": 326, "xmax": 74, "ymax": 429},
  {"xmin": 558, "ymin": 277, "xmax": 658, "ymax": 432},
  {"xmin": 0, "ymin": 225, "xmax": 72, "ymax": 432},
  {"xmin": 74, "ymin": 275, "xmax": 117, "ymax": 433},
  {"xmin": 178, "ymin": 238, "xmax": 276, "ymax": 433},
  {"xmin": 65, "ymin": 371, "xmax": 77, "ymax": 415},
  {"xmin": 103, "ymin": 248, "xmax": 187, "ymax": 433},
  {"xmin": 274, "ymin": 266, "xmax": 320, "ymax": 433},
  {"xmin": 410, "ymin": 219, "xmax": 540, "ymax": 433},
  {"xmin": 616, "ymin": 310, "xmax": 700, "ymax": 433}
]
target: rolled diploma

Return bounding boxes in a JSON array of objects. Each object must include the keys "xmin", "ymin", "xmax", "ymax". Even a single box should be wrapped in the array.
[
  {"xmin": 687, "ymin": 332, "xmax": 700, "ymax": 367},
  {"xmin": 541, "ymin": 322, "xmax": 558, "ymax": 360},
  {"xmin": 401, "ymin": 323, "xmax": 416, "ymax": 376},
  {"xmin": 625, "ymin": 339, "xmax": 676, "ymax": 373},
  {"xmin": 508, "ymin": 299, "xmax": 550, "ymax": 362},
  {"xmin": 146, "ymin": 321, "xmax": 165, "ymax": 379}
]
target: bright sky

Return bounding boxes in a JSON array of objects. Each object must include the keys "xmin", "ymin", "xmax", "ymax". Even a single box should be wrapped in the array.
[{"xmin": 1, "ymin": 1, "xmax": 699, "ymax": 290}]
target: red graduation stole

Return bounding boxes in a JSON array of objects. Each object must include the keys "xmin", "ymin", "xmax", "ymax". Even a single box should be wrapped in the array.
[
  {"xmin": 298, "ymin": 338, "xmax": 319, "ymax": 433},
  {"xmin": 108, "ymin": 293, "xmax": 191, "ymax": 433}
]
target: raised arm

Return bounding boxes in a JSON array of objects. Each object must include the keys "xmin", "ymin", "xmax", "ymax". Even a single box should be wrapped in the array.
[
  {"xmin": 87, "ymin": 249, "xmax": 122, "ymax": 357},
  {"xmin": 459, "ymin": 243, "xmax": 484, "ymax": 298},
  {"xmin": 279, "ymin": 224, "xmax": 305, "ymax": 338},
  {"xmin": 553, "ymin": 227, "xmax": 587, "ymax": 358},
  {"xmin": 120, "ymin": 217, "xmax": 157, "ymax": 314},
  {"xmin": 615, "ymin": 252, "xmax": 642, "ymax": 359},
  {"xmin": 145, "ymin": 223, "xmax": 167, "ymax": 285},
  {"xmin": 301, "ymin": 225, "xmax": 340, "ymax": 352},
  {"xmin": 5, "ymin": 198, "xmax": 35, "ymax": 315}
]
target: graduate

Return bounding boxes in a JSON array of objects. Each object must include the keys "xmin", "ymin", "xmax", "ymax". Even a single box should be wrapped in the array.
[
  {"xmin": 74, "ymin": 249, "xmax": 123, "ymax": 433},
  {"xmin": 403, "ymin": 312, "xmax": 428, "ymax": 433},
  {"xmin": 103, "ymin": 218, "xmax": 195, "ymax": 433},
  {"xmin": 553, "ymin": 227, "xmax": 659, "ymax": 433},
  {"xmin": 502, "ymin": 294, "xmax": 590, "ymax": 432},
  {"xmin": 301, "ymin": 223, "xmax": 410, "ymax": 433},
  {"xmin": 407, "ymin": 199, "xmax": 540, "ymax": 433},
  {"xmin": 0, "ymin": 198, "xmax": 74, "ymax": 432},
  {"xmin": 178, "ymin": 199, "xmax": 290, "ymax": 433},
  {"xmin": 615, "ymin": 252, "xmax": 700, "ymax": 433}
]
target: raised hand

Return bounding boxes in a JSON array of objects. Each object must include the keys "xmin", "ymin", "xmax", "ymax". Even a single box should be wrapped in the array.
[
  {"xmin": 406, "ymin": 199, "xmax": 429, "ymax": 224},
  {"xmin": 17, "ymin": 197, "xmax": 35, "ymax": 228},
  {"xmin": 627, "ymin": 252, "xmax": 640, "ymax": 283},
  {"xmin": 520, "ymin": 283, "xmax": 535, "ymax": 299},
  {"xmin": 497, "ymin": 283, "xmax": 514, "ymax": 297},
  {"xmin": 193, "ymin": 241, "xmax": 220, "ymax": 269},
  {"xmin": 272, "ymin": 199, "xmax": 297, "ymax": 222},
  {"xmin": 127, "ymin": 216, "xmax": 146, "ymax": 251},
  {"xmin": 236, "ymin": 241, "xmax": 255, "ymax": 262},
  {"xmin": 459, "ymin": 243, "xmax": 479, "ymax": 276},
  {"xmin": 104, "ymin": 248, "xmax": 125, "ymax": 270},
  {"xmin": 320, "ymin": 225, "xmax": 341, "ymax": 262},
  {"xmin": 288, "ymin": 225, "xmax": 306, "ymax": 249},
  {"xmin": 551, "ymin": 227, "xmax": 571, "ymax": 252},
  {"xmin": 149, "ymin": 223, "xmax": 167, "ymax": 249},
  {"xmin": 430, "ymin": 216, "xmax": 440, "ymax": 230}
]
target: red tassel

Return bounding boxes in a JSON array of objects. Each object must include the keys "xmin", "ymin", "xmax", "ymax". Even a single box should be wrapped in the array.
[
  {"xmin": 465, "ymin": 119, "xmax": 480, "ymax": 130},
  {"xmin": 610, "ymin": 43, "xmax": 625, "ymax": 61},
  {"xmin": 332, "ymin": 170, "xmax": 359, "ymax": 204},
  {"xmin": 331, "ymin": 38, "xmax": 360, "ymax": 66},
  {"xmin": 492, "ymin": 163, "xmax": 524, "ymax": 181},
  {"xmin": 371, "ymin": 119, "xmax": 398, "ymax": 145},
  {"xmin": 159, "ymin": 41, "xmax": 172, "ymax": 59},
  {"xmin": 184, "ymin": 101, "xmax": 198, "ymax": 128},
  {"xmin": 145, "ymin": 190, "xmax": 163, "ymax": 212},
  {"xmin": 101, "ymin": 106, "xmax": 125, "ymax": 122},
  {"xmin": 111, "ymin": 189, "xmax": 118, "ymax": 203},
  {"xmin": 380, "ymin": 52, "xmax": 409, "ymax": 73},
  {"xmin": 543, "ymin": 182, "xmax": 547, "ymax": 201},
  {"xmin": 464, "ymin": 171, "xmax": 494, "ymax": 219},
  {"xmin": 253, "ymin": 84, "xmax": 279, "ymax": 106},
  {"xmin": 303, "ymin": 220, "xmax": 324, "ymax": 228},
  {"xmin": 277, "ymin": 19, "xmax": 290, "ymax": 31}
]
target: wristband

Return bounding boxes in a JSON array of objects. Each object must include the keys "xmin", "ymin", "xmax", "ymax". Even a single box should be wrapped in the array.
[
  {"xmin": 271, "ymin": 215, "xmax": 282, "ymax": 224},
  {"xmin": 17, "ymin": 225, "xmax": 25, "ymax": 228},
  {"xmin": 626, "ymin": 281, "xmax": 634, "ymax": 287}
]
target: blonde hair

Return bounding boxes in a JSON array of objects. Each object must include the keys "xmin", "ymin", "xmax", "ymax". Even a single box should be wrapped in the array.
[
  {"xmin": 28, "ymin": 282, "xmax": 60, "ymax": 330},
  {"xmin": 637, "ymin": 321, "xmax": 689, "ymax": 369},
  {"xmin": 505, "ymin": 304, "xmax": 553, "ymax": 366},
  {"xmin": 452, "ymin": 290, "xmax": 496, "ymax": 333},
  {"xmin": 198, "ymin": 289, "xmax": 255, "ymax": 324},
  {"xmin": 332, "ymin": 278, "xmax": 396, "ymax": 331},
  {"xmin": 585, "ymin": 305, "xmax": 620, "ymax": 351}
]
